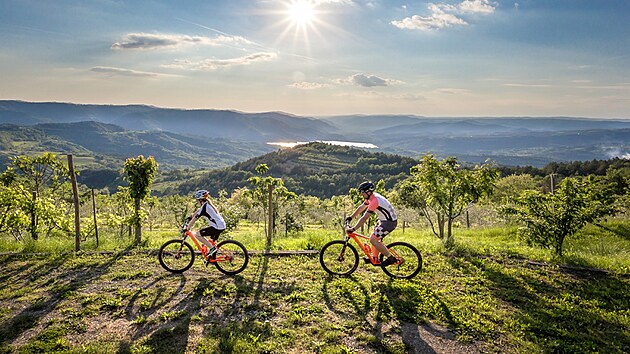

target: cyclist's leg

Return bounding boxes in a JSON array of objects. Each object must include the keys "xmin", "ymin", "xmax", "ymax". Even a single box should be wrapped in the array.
[
  {"xmin": 197, "ymin": 228, "xmax": 214, "ymax": 248},
  {"xmin": 370, "ymin": 220, "xmax": 398, "ymax": 261},
  {"xmin": 370, "ymin": 221, "xmax": 391, "ymax": 259}
]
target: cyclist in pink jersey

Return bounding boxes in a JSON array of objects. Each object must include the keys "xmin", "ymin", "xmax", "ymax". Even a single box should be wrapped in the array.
[{"xmin": 346, "ymin": 181, "xmax": 398, "ymax": 266}]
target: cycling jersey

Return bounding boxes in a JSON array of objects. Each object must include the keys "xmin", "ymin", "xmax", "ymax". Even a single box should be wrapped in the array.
[
  {"xmin": 194, "ymin": 202, "xmax": 226, "ymax": 230},
  {"xmin": 364, "ymin": 192, "xmax": 397, "ymax": 222}
]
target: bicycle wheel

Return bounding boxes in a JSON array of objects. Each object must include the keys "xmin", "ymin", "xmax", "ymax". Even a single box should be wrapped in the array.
[
  {"xmin": 319, "ymin": 240, "xmax": 359, "ymax": 276},
  {"xmin": 380, "ymin": 242, "xmax": 422, "ymax": 279},
  {"xmin": 214, "ymin": 240, "xmax": 249, "ymax": 275},
  {"xmin": 158, "ymin": 239, "xmax": 195, "ymax": 273}
]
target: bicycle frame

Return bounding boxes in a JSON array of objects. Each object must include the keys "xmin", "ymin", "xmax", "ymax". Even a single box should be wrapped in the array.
[
  {"xmin": 343, "ymin": 229, "xmax": 402, "ymax": 266},
  {"xmin": 180, "ymin": 230, "xmax": 226, "ymax": 264}
]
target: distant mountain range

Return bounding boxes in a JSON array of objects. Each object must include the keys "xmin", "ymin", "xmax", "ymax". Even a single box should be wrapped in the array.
[{"xmin": 1, "ymin": 100, "xmax": 629, "ymax": 171}]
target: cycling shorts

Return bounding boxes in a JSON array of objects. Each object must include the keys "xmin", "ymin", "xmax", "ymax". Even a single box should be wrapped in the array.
[{"xmin": 372, "ymin": 220, "xmax": 397, "ymax": 240}]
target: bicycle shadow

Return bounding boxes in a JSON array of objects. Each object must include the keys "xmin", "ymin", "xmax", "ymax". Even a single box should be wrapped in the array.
[{"xmin": 320, "ymin": 273, "xmax": 372, "ymax": 319}]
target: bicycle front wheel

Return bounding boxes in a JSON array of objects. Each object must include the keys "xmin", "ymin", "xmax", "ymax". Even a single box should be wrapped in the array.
[
  {"xmin": 380, "ymin": 242, "xmax": 422, "ymax": 279},
  {"xmin": 158, "ymin": 239, "xmax": 195, "ymax": 273},
  {"xmin": 319, "ymin": 240, "xmax": 359, "ymax": 276},
  {"xmin": 214, "ymin": 240, "xmax": 249, "ymax": 275}
]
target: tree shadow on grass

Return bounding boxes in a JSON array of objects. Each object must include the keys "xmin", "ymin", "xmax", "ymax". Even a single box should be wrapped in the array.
[
  {"xmin": 596, "ymin": 222, "xmax": 630, "ymax": 240},
  {"xmin": 0, "ymin": 249, "xmax": 133, "ymax": 351},
  {"xmin": 453, "ymin": 254, "xmax": 630, "ymax": 353}
]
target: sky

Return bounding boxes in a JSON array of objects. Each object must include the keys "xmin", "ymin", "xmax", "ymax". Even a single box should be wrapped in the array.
[{"xmin": 1, "ymin": 0, "xmax": 629, "ymax": 118}]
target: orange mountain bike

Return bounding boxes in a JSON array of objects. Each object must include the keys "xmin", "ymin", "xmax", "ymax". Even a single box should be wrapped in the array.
[
  {"xmin": 319, "ymin": 221, "xmax": 422, "ymax": 279},
  {"xmin": 158, "ymin": 222, "xmax": 249, "ymax": 275}
]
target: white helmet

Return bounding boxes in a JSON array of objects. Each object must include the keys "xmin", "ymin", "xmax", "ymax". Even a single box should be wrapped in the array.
[{"xmin": 193, "ymin": 190, "xmax": 209, "ymax": 200}]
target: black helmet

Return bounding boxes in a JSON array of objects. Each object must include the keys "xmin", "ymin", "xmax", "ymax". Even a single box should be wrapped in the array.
[{"xmin": 357, "ymin": 181, "xmax": 375, "ymax": 193}]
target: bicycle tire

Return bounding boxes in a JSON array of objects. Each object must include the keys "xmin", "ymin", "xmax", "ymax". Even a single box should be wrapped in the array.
[
  {"xmin": 319, "ymin": 240, "xmax": 359, "ymax": 276},
  {"xmin": 214, "ymin": 240, "xmax": 249, "ymax": 275},
  {"xmin": 158, "ymin": 239, "xmax": 195, "ymax": 273},
  {"xmin": 379, "ymin": 241, "xmax": 422, "ymax": 279}
]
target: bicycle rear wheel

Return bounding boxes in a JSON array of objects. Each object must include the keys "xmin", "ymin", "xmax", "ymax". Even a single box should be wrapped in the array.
[
  {"xmin": 158, "ymin": 239, "xmax": 195, "ymax": 273},
  {"xmin": 380, "ymin": 241, "xmax": 422, "ymax": 279},
  {"xmin": 319, "ymin": 240, "xmax": 359, "ymax": 276},
  {"xmin": 214, "ymin": 240, "xmax": 249, "ymax": 275}
]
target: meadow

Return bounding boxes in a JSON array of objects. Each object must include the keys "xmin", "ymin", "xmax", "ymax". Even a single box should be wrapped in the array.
[{"xmin": 0, "ymin": 221, "xmax": 629, "ymax": 353}]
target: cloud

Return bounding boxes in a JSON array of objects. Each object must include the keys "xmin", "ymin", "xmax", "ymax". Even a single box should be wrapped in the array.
[
  {"xmin": 90, "ymin": 66, "xmax": 163, "ymax": 77},
  {"xmin": 503, "ymin": 83, "xmax": 551, "ymax": 88},
  {"xmin": 391, "ymin": 0, "xmax": 496, "ymax": 31},
  {"xmin": 289, "ymin": 82, "xmax": 330, "ymax": 90},
  {"xmin": 458, "ymin": 0, "xmax": 496, "ymax": 14},
  {"xmin": 111, "ymin": 32, "xmax": 252, "ymax": 50},
  {"xmin": 337, "ymin": 73, "xmax": 402, "ymax": 87},
  {"xmin": 165, "ymin": 52, "xmax": 278, "ymax": 70},
  {"xmin": 313, "ymin": 0, "xmax": 354, "ymax": 4}
]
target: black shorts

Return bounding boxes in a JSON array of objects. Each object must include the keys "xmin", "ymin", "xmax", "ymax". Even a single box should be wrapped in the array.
[
  {"xmin": 199, "ymin": 226, "xmax": 224, "ymax": 241},
  {"xmin": 372, "ymin": 220, "xmax": 397, "ymax": 240}
]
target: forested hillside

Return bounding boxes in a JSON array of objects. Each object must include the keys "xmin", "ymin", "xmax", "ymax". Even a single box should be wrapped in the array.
[
  {"xmin": 0, "ymin": 122, "xmax": 273, "ymax": 171},
  {"xmin": 168, "ymin": 142, "xmax": 419, "ymax": 198}
]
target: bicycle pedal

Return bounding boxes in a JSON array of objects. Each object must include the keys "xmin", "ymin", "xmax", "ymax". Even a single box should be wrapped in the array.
[{"xmin": 362, "ymin": 257, "xmax": 371, "ymax": 264}]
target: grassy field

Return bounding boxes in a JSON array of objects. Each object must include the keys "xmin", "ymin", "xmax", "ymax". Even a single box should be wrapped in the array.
[{"xmin": 0, "ymin": 222, "xmax": 629, "ymax": 353}]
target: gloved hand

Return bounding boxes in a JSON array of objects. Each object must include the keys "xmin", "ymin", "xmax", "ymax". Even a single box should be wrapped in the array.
[{"xmin": 344, "ymin": 216, "xmax": 352, "ymax": 224}]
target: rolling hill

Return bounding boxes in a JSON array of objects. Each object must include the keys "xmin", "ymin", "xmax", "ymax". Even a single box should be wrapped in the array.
[
  {"xmin": 0, "ymin": 122, "xmax": 275, "ymax": 171},
  {"xmin": 167, "ymin": 142, "xmax": 419, "ymax": 198},
  {"xmin": 1, "ymin": 100, "xmax": 629, "ymax": 170}
]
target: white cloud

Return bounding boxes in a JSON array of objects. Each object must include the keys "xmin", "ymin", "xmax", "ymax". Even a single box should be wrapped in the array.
[
  {"xmin": 111, "ymin": 33, "xmax": 252, "ymax": 50},
  {"xmin": 313, "ymin": 0, "xmax": 354, "ymax": 4},
  {"xmin": 391, "ymin": 0, "xmax": 496, "ymax": 31},
  {"xmin": 337, "ymin": 73, "xmax": 403, "ymax": 87},
  {"xmin": 391, "ymin": 4, "xmax": 466, "ymax": 30},
  {"xmin": 458, "ymin": 0, "xmax": 496, "ymax": 14},
  {"xmin": 503, "ymin": 83, "xmax": 551, "ymax": 88},
  {"xmin": 165, "ymin": 52, "xmax": 278, "ymax": 70},
  {"xmin": 90, "ymin": 66, "xmax": 163, "ymax": 77},
  {"xmin": 289, "ymin": 82, "xmax": 330, "ymax": 90}
]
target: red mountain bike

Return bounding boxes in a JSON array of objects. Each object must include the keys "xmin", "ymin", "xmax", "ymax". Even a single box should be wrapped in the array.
[
  {"xmin": 158, "ymin": 222, "xmax": 249, "ymax": 275},
  {"xmin": 319, "ymin": 221, "xmax": 422, "ymax": 279}
]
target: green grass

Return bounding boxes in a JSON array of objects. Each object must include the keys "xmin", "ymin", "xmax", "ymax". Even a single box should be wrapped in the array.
[
  {"xmin": 0, "ymin": 249, "xmax": 628, "ymax": 353},
  {"xmin": 0, "ymin": 221, "xmax": 629, "ymax": 352},
  {"xmin": 2, "ymin": 220, "xmax": 629, "ymax": 273}
]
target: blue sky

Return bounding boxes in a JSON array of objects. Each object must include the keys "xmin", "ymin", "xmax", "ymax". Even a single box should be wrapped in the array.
[{"xmin": 1, "ymin": 0, "xmax": 629, "ymax": 117}]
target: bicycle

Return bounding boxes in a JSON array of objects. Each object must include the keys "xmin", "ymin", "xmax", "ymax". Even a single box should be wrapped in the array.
[
  {"xmin": 319, "ymin": 221, "xmax": 422, "ymax": 279},
  {"xmin": 158, "ymin": 222, "xmax": 249, "ymax": 275}
]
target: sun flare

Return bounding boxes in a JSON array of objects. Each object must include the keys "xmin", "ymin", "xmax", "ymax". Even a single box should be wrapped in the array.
[{"xmin": 287, "ymin": 0, "xmax": 316, "ymax": 28}]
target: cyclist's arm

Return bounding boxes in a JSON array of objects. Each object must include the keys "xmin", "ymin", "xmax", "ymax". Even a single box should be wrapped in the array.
[
  {"xmin": 349, "ymin": 204, "xmax": 367, "ymax": 219},
  {"xmin": 186, "ymin": 207, "xmax": 203, "ymax": 230},
  {"xmin": 352, "ymin": 210, "xmax": 374, "ymax": 230}
]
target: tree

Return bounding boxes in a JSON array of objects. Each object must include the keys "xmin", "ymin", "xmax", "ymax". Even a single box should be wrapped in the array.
[
  {"xmin": 123, "ymin": 155, "xmax": 158, "ymax": 244},
  {"xmin": 3, "ymin": 153, "xmax": 71, "ymax": 240},
  {"xmin": 0, "ymin": 184, "xmax": 29, "ymax": 239},
  {"xmin": 397, "ymin": 154, "xmax": 498, "ymax": 247},
  {"xmin": 246, "ymin": 164, "xmax": 296, "ymax": 243},
  {"xmin": 501, "ymin": 177, "xmax": 616, "ymax": 256}
]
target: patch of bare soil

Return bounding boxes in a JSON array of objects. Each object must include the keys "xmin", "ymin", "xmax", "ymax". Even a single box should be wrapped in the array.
[{"xmin": 400, "ymin": 322, "xmax": 484, "ymax": 354}]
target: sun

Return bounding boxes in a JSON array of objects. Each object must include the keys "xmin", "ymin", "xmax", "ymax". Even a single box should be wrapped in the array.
[{"xmin": 287, "ymin": 0, "xmax": 317, "ymax": 28}]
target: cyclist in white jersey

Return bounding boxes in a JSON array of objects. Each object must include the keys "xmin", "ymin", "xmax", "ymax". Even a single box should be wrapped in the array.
[
  {"xmin": 346, "ymin": 181, "xmax": 398, "ymax": 266},
  {"xmin": 185, "ymin": 190, "xmax": 226, "ymax": 258}
]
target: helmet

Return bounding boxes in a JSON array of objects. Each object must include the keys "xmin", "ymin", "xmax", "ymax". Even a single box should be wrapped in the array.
[
  {"xmin": 357, "ymin": 181, "xmax": 375, "ymax": 193},
  {"xmin": 193, "ymin": 190, "xmax": 209, "ymax": 200}
]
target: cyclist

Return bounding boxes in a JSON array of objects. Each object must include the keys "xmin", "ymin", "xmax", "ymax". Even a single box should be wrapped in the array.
[
  {"xmin": 185, "ymin": 189, "xmax": 226, "ymax": 258},
  {"xmin": 346, "ymin": 181, "xmax": 398, "ymax": 266}
]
